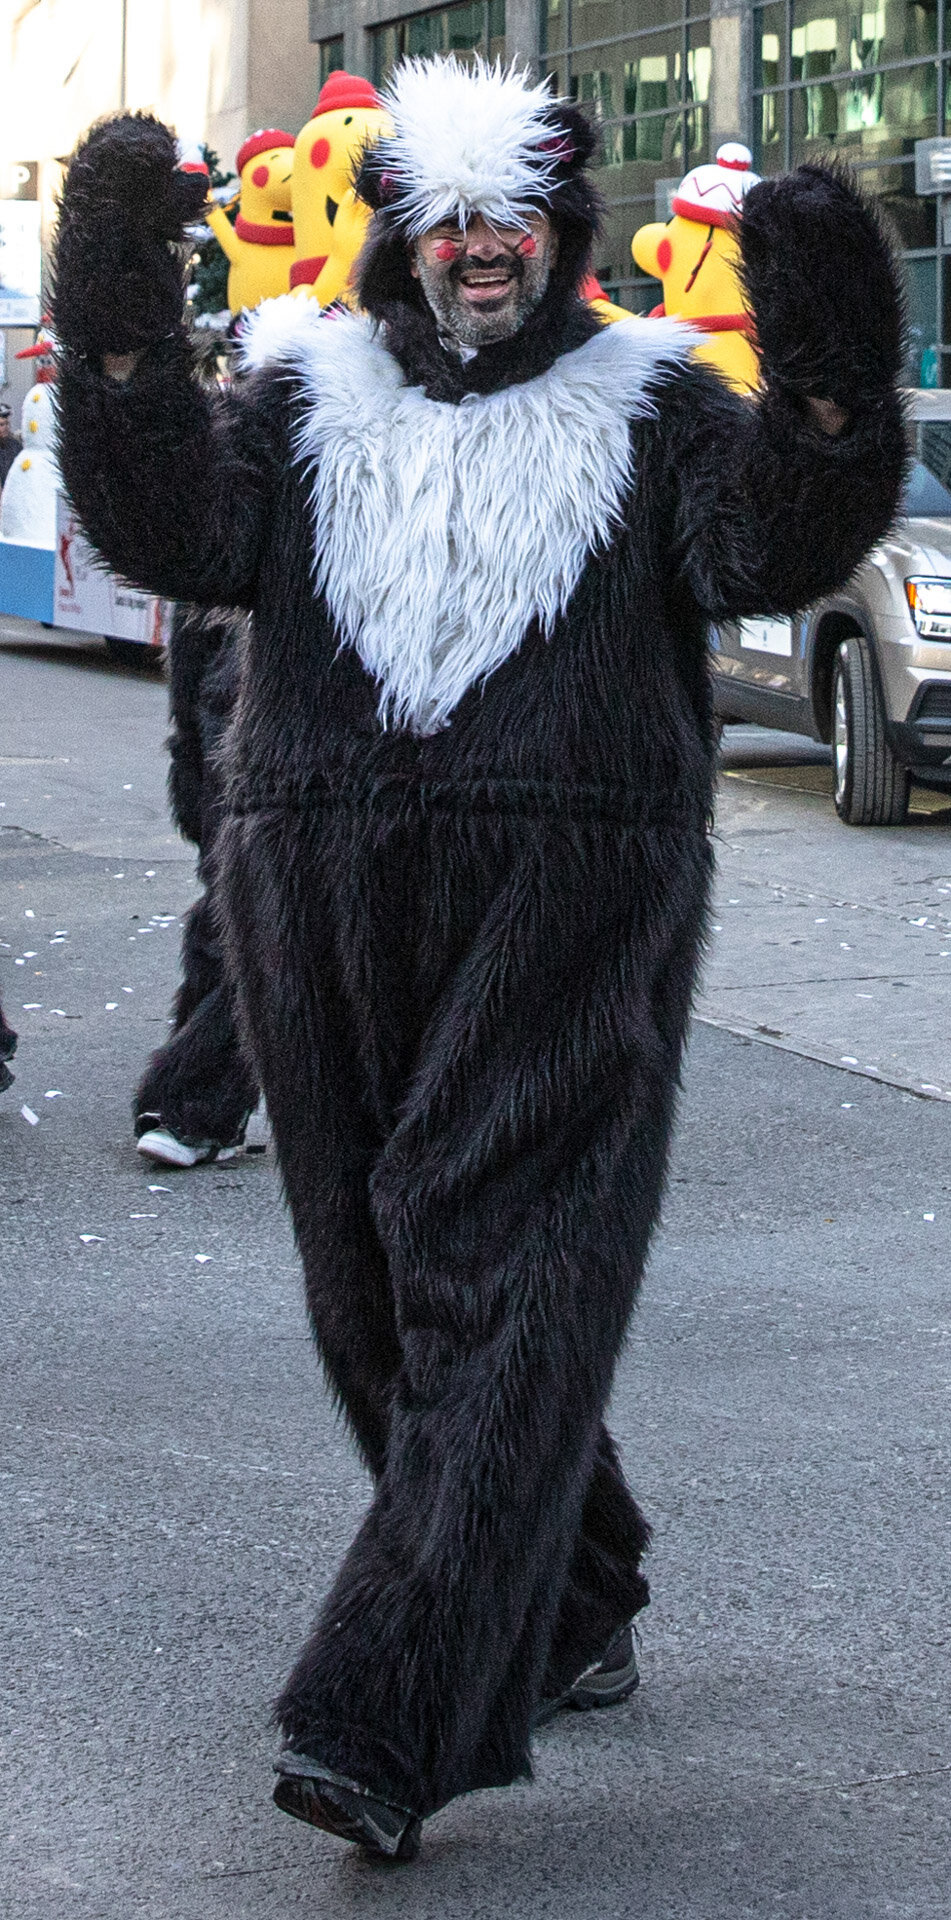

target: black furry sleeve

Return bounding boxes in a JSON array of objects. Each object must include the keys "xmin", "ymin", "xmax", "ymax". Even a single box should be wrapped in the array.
[
  {"xmin": 642, "ymin": 163, "xmax": 907, "ymax": 623},
  {"xmin": 51, "ymin": 112, "xmax": 281, "ymax": 607},
  {"xmin": 55, "ymin": 342, "xmax": 284, "ymax": 608}
]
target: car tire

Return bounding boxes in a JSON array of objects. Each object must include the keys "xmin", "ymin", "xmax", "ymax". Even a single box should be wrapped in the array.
[
  {"xmin": 104, "ymin": 636, "xmax": 165, "ymax": 672},
  {"xmin": 831, "ymin": 635, "xmax": 909, "ymax": 826}
]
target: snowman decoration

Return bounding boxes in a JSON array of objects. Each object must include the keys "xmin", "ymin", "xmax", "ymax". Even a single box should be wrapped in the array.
[{"xmin": 0, "ymin": 359, "xmax": 61, "ymax": 548}]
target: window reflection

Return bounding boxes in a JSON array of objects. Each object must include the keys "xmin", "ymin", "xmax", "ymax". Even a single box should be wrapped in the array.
[
  {"xmin": 371, "ymin": 0, "xmax": 505, "ymax": 87},
  {"xmin": 547, "ymin": 2, "xmax": 712, "ymax": 311}
]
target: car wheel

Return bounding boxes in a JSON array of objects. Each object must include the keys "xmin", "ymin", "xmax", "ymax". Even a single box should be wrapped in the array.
[
  {"xmin": 831, "ymin": 635, "xmax": 909, "ymax": 826},
  {"xmin": 104, "ymin": 636, "xmax": 165, "ymax": 672}
]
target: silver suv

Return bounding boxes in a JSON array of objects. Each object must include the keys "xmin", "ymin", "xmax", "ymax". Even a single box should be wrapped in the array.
[{"xmin": 711, "ymin": 389, "xmax": 951, "ymax": 825}]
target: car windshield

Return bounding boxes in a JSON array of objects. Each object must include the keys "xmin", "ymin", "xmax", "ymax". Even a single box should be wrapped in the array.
[{"xmin": 904, "ymin": 420, "xmax": 951, "ymax": 516}]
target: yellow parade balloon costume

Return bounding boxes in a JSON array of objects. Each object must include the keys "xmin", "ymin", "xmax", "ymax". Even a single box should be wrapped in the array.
[
  {"xmin": 289, "ymin": 72, "xmax": 389, "ymax": 307},
  {"xmin": 207, "ymin": 129, "xmax": 295, "ymax": 313},
  {"xmin": 632, "ymin": 144, "xmax": 762, "ymax": 391}
]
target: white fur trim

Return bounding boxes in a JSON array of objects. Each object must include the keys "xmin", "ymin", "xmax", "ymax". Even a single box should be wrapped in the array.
[
  {"xmin": 377, "ymin": 56, "xmax": 566, "ymax": 235},
  {"xmin": 236, "ymin": 293, "xmax": 325, "ymax": 373},
  {"xmin": 282, "ymin": 309, "xmax": 696, "ymax": 734}
]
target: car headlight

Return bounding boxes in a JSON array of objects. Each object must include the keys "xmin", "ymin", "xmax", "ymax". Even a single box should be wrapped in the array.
[{"xmin": 905, "ymin": 577, "xmax": 951, "ymax": 638}]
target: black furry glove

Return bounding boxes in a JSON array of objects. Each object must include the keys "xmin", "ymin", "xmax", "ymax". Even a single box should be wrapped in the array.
[
  {"xmin": 52, "ymin": 114, "xmax": 209, "ymax": 358},
  {"xmin": 738, "ymin": 163, "xmax": 904, "ymax": 413}
]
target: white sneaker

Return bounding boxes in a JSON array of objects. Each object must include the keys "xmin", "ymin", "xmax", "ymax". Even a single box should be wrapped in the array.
[{"xmin": 136, "ymin": 1127, "xmax": 238, "ymax": 1169}]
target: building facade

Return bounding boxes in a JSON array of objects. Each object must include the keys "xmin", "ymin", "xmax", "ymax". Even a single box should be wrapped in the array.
[{"xmin": 309, "ymin": 0, "xmax": 951, "ymax": 382}]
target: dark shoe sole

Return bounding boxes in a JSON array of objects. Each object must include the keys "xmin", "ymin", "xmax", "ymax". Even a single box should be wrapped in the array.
[{"xmin": 273, "ymin": 1758, "xmax": 421, "ymax": 1862}]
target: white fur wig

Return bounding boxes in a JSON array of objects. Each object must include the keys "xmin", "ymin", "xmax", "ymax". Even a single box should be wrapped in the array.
[{"xmin": 370, "ymin": 56, "xmax": 574, "ymax": 235}]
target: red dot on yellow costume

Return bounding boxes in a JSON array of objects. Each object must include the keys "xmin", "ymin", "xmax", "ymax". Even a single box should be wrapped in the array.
[
  {"xmin": 252, "ymin": 164, "xmax": 269, "ymax": 188},
  {"xmin": 311, "ymin": 138, "xmax": 330, "ymax": 169}
]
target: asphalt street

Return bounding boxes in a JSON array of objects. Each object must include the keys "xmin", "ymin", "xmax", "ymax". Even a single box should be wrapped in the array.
[{"xmin": 1, "ymin": 623, "xmax": 949, "ymax": 1919}]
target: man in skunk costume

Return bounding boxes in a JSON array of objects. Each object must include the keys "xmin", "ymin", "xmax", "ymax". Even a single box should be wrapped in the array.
[{"xmin": 53, "ymin": 57, "xmax": 905, "ymax": 1862}]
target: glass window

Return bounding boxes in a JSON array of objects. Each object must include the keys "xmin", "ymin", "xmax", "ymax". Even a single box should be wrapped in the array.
[
  {"xmin": 790, "ymin": 60, "xmax": 937, "ymax": 158},
  {"xmin": 548, "ymin": 0, "xmax": 710, "ymax": 310},
  {"xmin": 756, "ymin": 90, "xmax": 787, "ymax": 170},
  {"xmin": 541, "ymin": 0, "xmax": 566, "ymax": 55},
  {"xmin": 370, "ymin": 2, "xmax": 505, "ymax": 89},
  {"xmin": 754, "ymin": 4, "xmax": 786, "ymax": 87},
  {"xmin": 318, "ymin": 36, "xmax": 344, "ymax": 90},
  {"xmin": 594, "ymin": 197, "xmax": 663, "ymax": 309},
  {"xmin": 790, "ymin": 0, "xmax": 937, "ymax": 76}
]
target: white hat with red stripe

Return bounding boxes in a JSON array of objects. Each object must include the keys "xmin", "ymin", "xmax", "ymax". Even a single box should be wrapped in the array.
[{"xmin": 671, "ymin": 144, "xmax": 760, "ymax": 229}]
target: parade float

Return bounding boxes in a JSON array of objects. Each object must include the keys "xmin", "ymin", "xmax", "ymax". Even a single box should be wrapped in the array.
[{"xmin": 0, "ymin": 328, "xmax": 171, "ymax": 652}]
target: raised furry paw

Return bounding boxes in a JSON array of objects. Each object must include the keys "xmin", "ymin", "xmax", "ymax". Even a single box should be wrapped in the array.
[
  {"xmin": 53, "ymin": 114, "xmax": 209, "ymax": 358},
  {"xmin": 738, "ymin": 162, "xmax": 905, "ymax": 411}
]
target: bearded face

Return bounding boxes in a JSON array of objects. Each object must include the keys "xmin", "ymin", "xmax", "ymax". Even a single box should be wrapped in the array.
[{"xmin": 410, "ymin": 210, "xmax": 558, "ymax": 348}]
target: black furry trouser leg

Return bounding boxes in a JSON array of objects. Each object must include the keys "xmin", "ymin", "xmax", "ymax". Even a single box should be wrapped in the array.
[
  {"xmin": 221, "ymin": 804, "xmax": 706, "ymax": 1822},
  {"xmin": 134, "ymin": 883, "xmax": 258, "ymax": 1146}
]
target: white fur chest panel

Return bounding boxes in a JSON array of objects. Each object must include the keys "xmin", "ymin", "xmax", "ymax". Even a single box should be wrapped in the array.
[{"xmin": 243, "ymin": 301, "xmax": 695, "ymax": 733}]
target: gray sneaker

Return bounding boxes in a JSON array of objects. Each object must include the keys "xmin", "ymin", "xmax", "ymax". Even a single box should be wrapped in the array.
[{"xmin": 535, "ymin": 1623, "xmax": 640, "ymax": 1727}]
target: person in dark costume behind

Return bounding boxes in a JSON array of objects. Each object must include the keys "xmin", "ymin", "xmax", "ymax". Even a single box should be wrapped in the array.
[
  {"xmin": 52, "ymin": 56, "xmax": 906, "ymax": 1862},
  {"xmin": 0, "ymin": 996, "xmax": 16, "ymax": 1093},
  {"xmin": 134, "ymin": 601, "xmax": 261, "ymax": 1168}
]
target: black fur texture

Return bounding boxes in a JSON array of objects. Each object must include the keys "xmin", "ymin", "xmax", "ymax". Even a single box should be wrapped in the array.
[
  {"xmin": 52, "ymin": 114, "xmax": 208, "ymax": 357},
  {"xmin": 134, "ymin": 606, "xmax": 258, "ymax": 1148},
  {"xmin": 739, "ymin": 161, "xmax": 906, "ymax": 410},
  {"xmin": 0, "ymin": 995, "xmax": 16, "ymax": 1093},
  {"xmin": 54, "ymin": 125, "xmax": 907, "ymax": 1824}
]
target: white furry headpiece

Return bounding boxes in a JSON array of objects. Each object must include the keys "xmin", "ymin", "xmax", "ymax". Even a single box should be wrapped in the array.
[{"xmin": 369, "ymin": 56, "xmax": 575, "ymax": 235}]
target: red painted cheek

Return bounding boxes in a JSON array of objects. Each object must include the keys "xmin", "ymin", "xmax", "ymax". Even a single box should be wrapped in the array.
[
  {"xmin": 517, "ymin": 234, "xmax": 537, "ymax": 256},
  {"xmin": 310, "ymin": 137, "xmax": 330, "ymax": 169},
  {"xmin": 434, "ymin": 241, "xmax": 458, "ymax": 261},
  {"xmin": 656, "ymin": 236, "xmax": 673, "ymax": 273},
  {"xmin": 252, "ymin": 165, "xmax": 269, "ymax": 188}
]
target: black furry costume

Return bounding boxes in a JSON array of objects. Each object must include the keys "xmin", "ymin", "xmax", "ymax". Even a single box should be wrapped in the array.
[
  {"xmin": 134, "ymin": 603, "xmax": 259, "ymax": 1150},
  {"xmin": 52, "ymin": 95, "xmax": 905, "ymax": 1830},
  {"xmin": 0, "ymin": 996, "xmax": 16, "ymax": 1094}
]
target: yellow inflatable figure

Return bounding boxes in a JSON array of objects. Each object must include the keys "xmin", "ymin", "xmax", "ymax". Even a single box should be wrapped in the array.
[
  {"xmin": 290, "ymin": 72, "xmax": 389, "ymax": 307},
  {"xmin": 207, "ymin": 130, "xmax": 296, "ymax": 313},
  {"xmin": 631, "ymin": 144, "xmax": 761, "ymax": 391}
]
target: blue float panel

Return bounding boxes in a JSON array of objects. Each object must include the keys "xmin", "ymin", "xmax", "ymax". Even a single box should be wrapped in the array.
[{"xmin": 0, "ymin": 542, "xmax": 56, "ymax": 624}]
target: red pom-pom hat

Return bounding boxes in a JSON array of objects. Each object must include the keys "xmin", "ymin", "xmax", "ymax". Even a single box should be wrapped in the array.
[
  {"xmin": 236, "ymin": 128, "xmax": 295, "ymax": 174},
  {"xmin": 310, "ymin": 72, "xmax": 381, "ymax": 116}
]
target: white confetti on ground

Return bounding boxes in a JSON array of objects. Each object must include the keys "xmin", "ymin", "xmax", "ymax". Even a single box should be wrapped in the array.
[
  {"xmin": 105, "ymin": 1003, "xmax": 118, "ymax": 1011},
  {"xmin": 44, "ymin": 1090, "xmax": 63, "ymax": 1100},
  {"xmin": 924, "ymin": 1212, "xmax": 935, "ymax": 1222},
  {"xmin": 195, "ymin": 1254, "xmax": 212, "ymax": 1264},
  {"xmin": 20, "ymin": 1105, "xmax": 39, "ymax": 1126},
  {"xmin": 148, "ymin": 1184, "xmax": 172, "ymax": 1193},
  {"xmin": 79, "ymin": 1234, "xmax": 104, "ymax": 1245}
]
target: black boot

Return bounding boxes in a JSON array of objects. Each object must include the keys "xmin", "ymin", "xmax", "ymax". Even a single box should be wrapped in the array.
[{"xmin": 273, "ymin": 1755, "xmax": 422, "ymax": 1863}]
